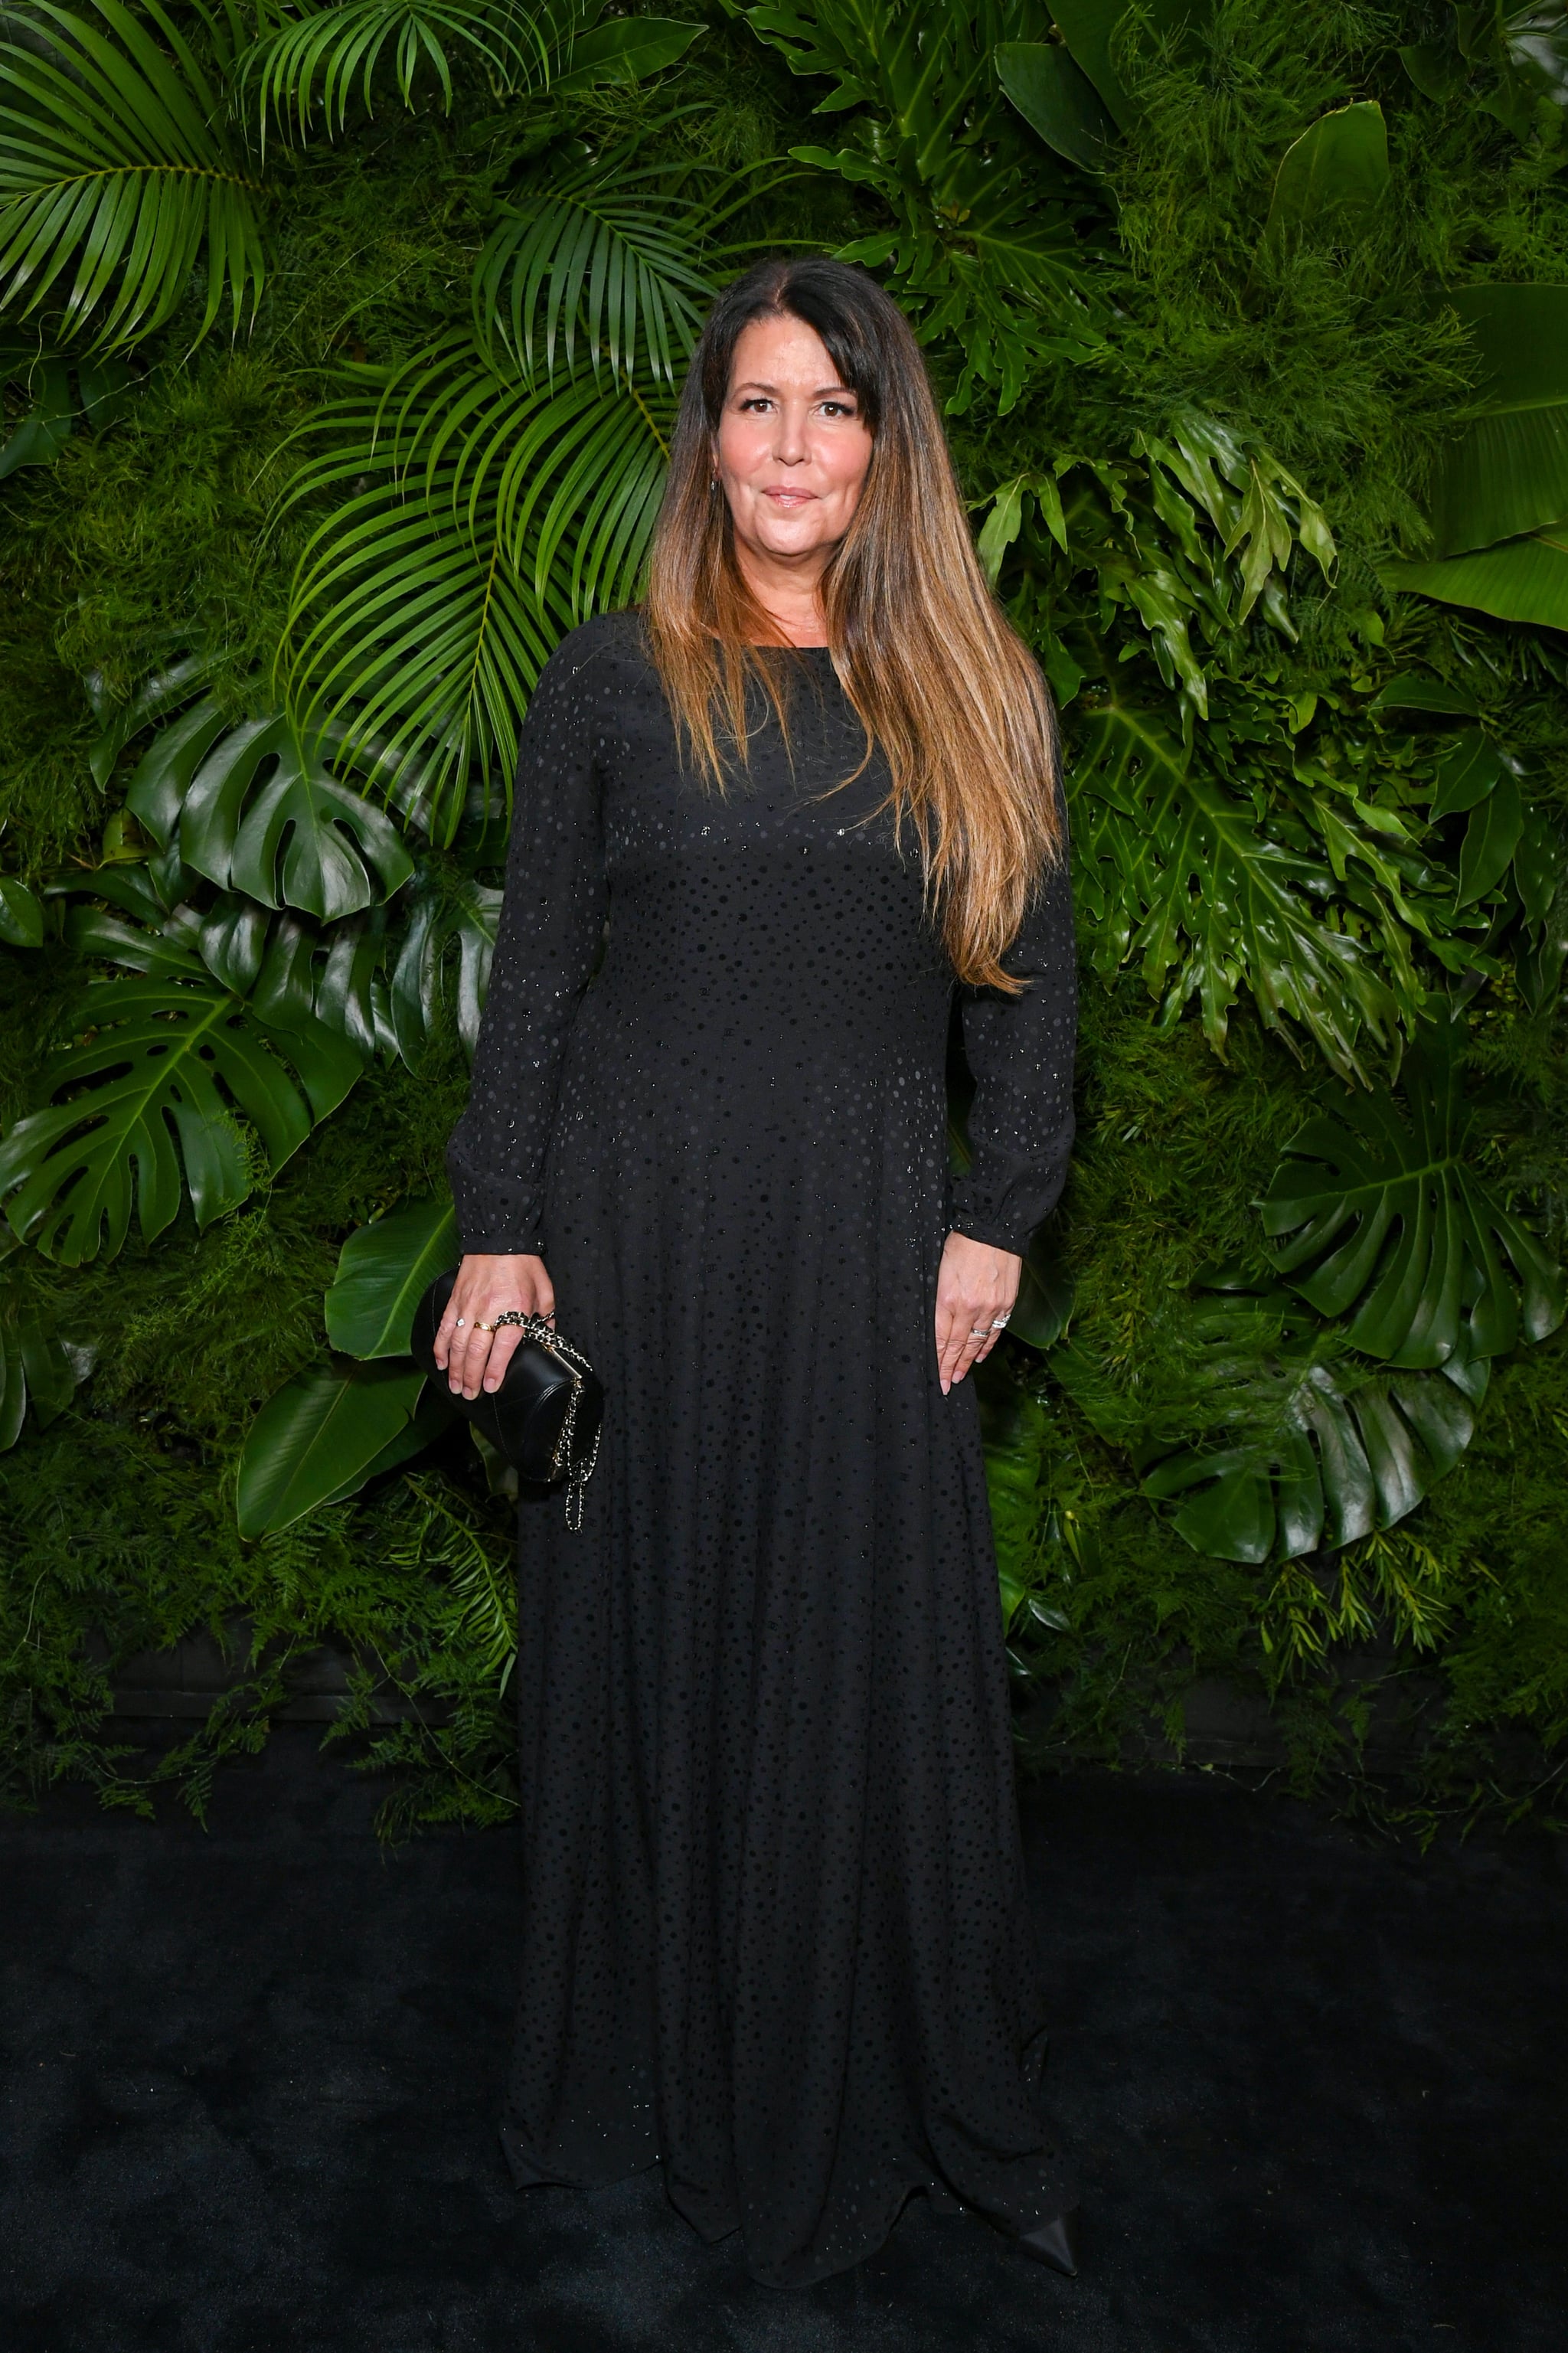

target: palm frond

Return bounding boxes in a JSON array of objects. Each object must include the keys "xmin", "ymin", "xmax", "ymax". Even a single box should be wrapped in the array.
[
  {"xmin": 0, "ymin": 0, "xmax": 265, "ymax": 348},
  {"xmin": 474, "ymin": 146, "xmax": 717, "ymax": 384},
  {"xmin": 276, "ymin": 332, "xmax": 671, "ymax": 835},
  {"xmin": 240, "ymin": 0, "xmax": 567, "ymax": 149}
]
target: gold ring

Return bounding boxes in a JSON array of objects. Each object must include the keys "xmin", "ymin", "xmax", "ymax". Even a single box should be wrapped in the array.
[{"xmin": 474, "ymin": 1319, "xmax": 495, "ymax": 1332}]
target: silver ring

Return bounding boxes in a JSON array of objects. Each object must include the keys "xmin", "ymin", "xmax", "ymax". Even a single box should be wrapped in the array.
[
  {"xmin": 454, "ymin": 1318, "xmax": 466, "ymax": 1329},
  {"xmin": 991, "ymin": 1315, "xmax": 1010, "ymax": 1329},
  {"xmin": 968, "ymin": 1328, "xmax": 991, "ymax": 1341}
]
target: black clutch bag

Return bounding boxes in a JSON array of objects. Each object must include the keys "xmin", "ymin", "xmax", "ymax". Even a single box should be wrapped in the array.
[{"xmin": 410, "ymin": 1270, "xmax": 604, "ymax": 1527}]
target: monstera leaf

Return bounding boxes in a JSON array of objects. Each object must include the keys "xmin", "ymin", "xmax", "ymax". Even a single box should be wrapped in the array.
[
  {"xmin": 126, "ymin": 702, "xmax": 415, "ymax": 922},
  {"xmin": 1262, "ymin": 1026, "xmax": 1565, "ymax": 1366},
  {"xmin": 387, "ymin": 864, "xmax": 503, "ymax": 1060},
  {"xmin": 325, "ymin": 1194, "xmax": 459, "ymax": 1358},
  {"xmin": 237, "ymin": 1358, "xmax": 450, "ymax": 1536},
  {"xmin": 0, "ymin": 968, "xmax": 363, "ymax": 1263},
  {"xmin": 1121, "ymin": 1289, "xmax": 1482, "ymax": 1564}
]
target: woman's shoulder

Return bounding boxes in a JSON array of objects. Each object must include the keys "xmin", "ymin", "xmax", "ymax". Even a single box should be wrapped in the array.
[{"xmin": 537, "ymin": 609, "xmax": 654, "ymax": 702}]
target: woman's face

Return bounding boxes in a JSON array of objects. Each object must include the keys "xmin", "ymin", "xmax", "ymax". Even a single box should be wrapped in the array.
[{"xmin": 714, "ymin": 313, "xmax": 874, "ymax": 567}]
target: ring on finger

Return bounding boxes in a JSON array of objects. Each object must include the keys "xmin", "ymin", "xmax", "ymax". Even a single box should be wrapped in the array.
[
  {"xmin": 968, "ymin": 1327, "xmax": 991, "ymax": 1341},
  {"xmin": 473, "ymin": 1319, "xmax": 495, "ymax": 1333}
]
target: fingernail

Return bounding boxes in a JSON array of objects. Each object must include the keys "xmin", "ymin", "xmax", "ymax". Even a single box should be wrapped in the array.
[{"xmin": 941, "ymin": 1379, "xmax": 949, "ymax": 1395}]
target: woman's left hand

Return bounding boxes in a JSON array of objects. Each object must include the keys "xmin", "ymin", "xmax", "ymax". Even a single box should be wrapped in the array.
[{"xmin": 935, "ymin": 1232, "xmax": 1021, "ymax": 1395}]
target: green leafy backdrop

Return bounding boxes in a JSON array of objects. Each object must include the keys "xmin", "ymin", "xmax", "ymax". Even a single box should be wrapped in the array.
[{"xmin": 3, "ymin": 0, "xmax": 1568, "ymax": 1831}]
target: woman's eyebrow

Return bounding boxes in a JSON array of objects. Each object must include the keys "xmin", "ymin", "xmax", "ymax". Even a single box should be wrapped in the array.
[{"xmin": 731, "ymin": 379, "xmax": 856, "ymax": 398}]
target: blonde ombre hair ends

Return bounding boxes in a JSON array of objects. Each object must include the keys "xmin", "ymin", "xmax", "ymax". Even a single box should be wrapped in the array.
[{"xmin": 643, "ymin": 257, "xmax": 1063, "ymax": 993}]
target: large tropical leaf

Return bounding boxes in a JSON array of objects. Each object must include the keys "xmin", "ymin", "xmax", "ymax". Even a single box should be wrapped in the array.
[
  {"xmin": 236, "ymin": 1357, "xmax": 437, "ymax": 1535},
  {"xmin": 1261, "ymin": 1025, "xmax": 1565, "ymax": 1367},
  {"xmin": 0, "ymin": 1303, "xmax": 81, "ymax": 1449},
  {"xmin": 473, "ymin": 146, "xmax": 718, "ymax": 384},
  {"xmin": 994, "ymin": 39, "xmax": 1116, "ymax": 173},
  {"xmin": 1045, "ymin": 0, "xmax": 1197, "ymax": 129},
  {"xmin": 324, "ymin": 1192, "xmax": 458, "ymax": 1358},
  {"xmin": 550, "ymin": 10, "xmax": 702, "ymax": 90},
  {"xmin": 1380, "ymin": 524, "xmax": 1568, "ymax": 630},
  {"xmin": 0, "ymin": 0, "xmax": 265, "ymax": 349},
  {"xmin": 0, "ymin": 873, "xmax": 44, "ymax": 946},
  {"xmin": 1125, "ymin": 1290, "xmax": 1481, "ymax": 1564},
  {"xmin": 126, "ymin": 701, "xmax": 415, "ymax": 920},
  {"xmin": 1067, "ymin": 681, "xmax": 1401, "ymax": 1083},
  {"xmin": 0, "ymin": 965, "xmax": 363, "ymax": 1263},
  {"xmin": 278, "ymin": 335, "xmax": 671, "ymax": 830},
  {"xmin": 1424, "ymin": 285, "xmax": 1568, "ymax": 557},
  {"xmin": 1263, "ymin": 101, "xmax": 1389, "ymax": 241},
  {"xmin": 387, "ymin": 861, "xmax": 501, "ymax": 1058}
]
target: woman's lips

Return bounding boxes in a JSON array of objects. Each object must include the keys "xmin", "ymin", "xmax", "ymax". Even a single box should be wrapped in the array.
[{"xmin": 762, "ymin": 486, "xmax": 816, "ymax": 505}]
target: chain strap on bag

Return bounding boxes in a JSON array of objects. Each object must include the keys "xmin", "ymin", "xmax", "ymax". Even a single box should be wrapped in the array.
[
  {"xmin": 409, "ymin": 1273, "xmax": 606, "ymax": 1531},
  {"xmin": 489, "ymin": 1311, "xmax": 603, "ymax": 1528}
]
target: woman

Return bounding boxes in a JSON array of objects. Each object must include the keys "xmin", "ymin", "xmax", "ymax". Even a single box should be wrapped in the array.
[{"xmin": 439, "ymin": 256, "xmax": 1080, "ymax": 2289}]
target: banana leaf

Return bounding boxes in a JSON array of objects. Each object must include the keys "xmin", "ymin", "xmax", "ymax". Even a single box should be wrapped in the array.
[
  {"xmin": 995, "ymin": 41, "xmax": 1116, "ymax": 172},
  {"xmin": 236, "ymin": 1358, "xmax": 431, "ymax": 1537},
  {"xmin": 325, "ymin": 1194, "xmax": 459, "ymax": 1358},
  {"xmin": 1264, "ymin": 102, "xmax": 1388, "ymax": 241},
  {"xmin": 1379, "ymin": 525, "xmax": 1568, "ymax": 630},
  {"xmin": 1426, "ymin": 285, "xmax": 1568, "ymax": 557}
]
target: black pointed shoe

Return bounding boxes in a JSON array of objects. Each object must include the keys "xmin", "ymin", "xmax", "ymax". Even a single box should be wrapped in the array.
[{"xmin": 1015, "ymin": 2208, "xmax": 1081, "ymax": 2277}]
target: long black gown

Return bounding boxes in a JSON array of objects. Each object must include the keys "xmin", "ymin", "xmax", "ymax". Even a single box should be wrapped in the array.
[{"xmin": 446, "ymin": 611, "xmax": 1079, "ymax": 2287}]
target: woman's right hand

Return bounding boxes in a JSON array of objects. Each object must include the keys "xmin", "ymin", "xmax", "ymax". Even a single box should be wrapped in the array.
[{"xmin": 434, "ymin": 1253, "xmax": 555, "ymax": 1400}]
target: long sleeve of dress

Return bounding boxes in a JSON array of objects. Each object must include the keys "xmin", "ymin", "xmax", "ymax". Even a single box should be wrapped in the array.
[
  {"xmin": 949, "ymin": 803, "xmax": 1078, "ymax": 1258},
  {"xmin": 446, "ymin": 642, "xmax": 607, "ymax": 1256}
]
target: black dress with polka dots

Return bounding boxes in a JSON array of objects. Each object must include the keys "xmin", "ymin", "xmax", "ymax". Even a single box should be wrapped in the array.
[{"xmin": 446, "ymin": 611, "xmax": 1079, "ymax": 2287}]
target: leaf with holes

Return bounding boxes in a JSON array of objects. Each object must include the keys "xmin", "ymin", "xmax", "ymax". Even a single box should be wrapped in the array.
[
  {"xmin": 127, "ymin": 703, "xmax": 415, "ymax": 921},
  {"xmin": 1135, "ymin": 1291, "xmax": 1481, "ymax": 1563},
  {"xmin": 0, "ymin": 973, "xmax": 364, "ymax": 1264},
  {"xmin": 1262, "ymin": 1025, "xmax": 1565, "ymax": 1365}
]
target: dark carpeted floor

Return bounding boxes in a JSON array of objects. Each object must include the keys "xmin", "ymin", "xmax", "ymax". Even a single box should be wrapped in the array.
[{"xmin": 1, "ymin": 1728, "xmax": 1563, "ymax": 2353}]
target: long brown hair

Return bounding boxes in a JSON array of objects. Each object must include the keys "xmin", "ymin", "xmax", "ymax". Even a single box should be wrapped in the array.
[{"xmin": 642, "ymin": 256, "xmax": 1063, "ymax": 991}]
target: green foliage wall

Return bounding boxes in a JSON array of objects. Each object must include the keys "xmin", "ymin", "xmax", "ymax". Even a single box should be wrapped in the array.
[{"xmin": 3, "ymin": 0, "xmax": 1568, "ymax": 1828}]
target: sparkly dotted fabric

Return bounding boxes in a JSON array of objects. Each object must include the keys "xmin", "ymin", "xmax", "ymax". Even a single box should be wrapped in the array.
[{"xmin": 446, "ymin": 613, "xmax": 1080, "ymax": 2287}]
